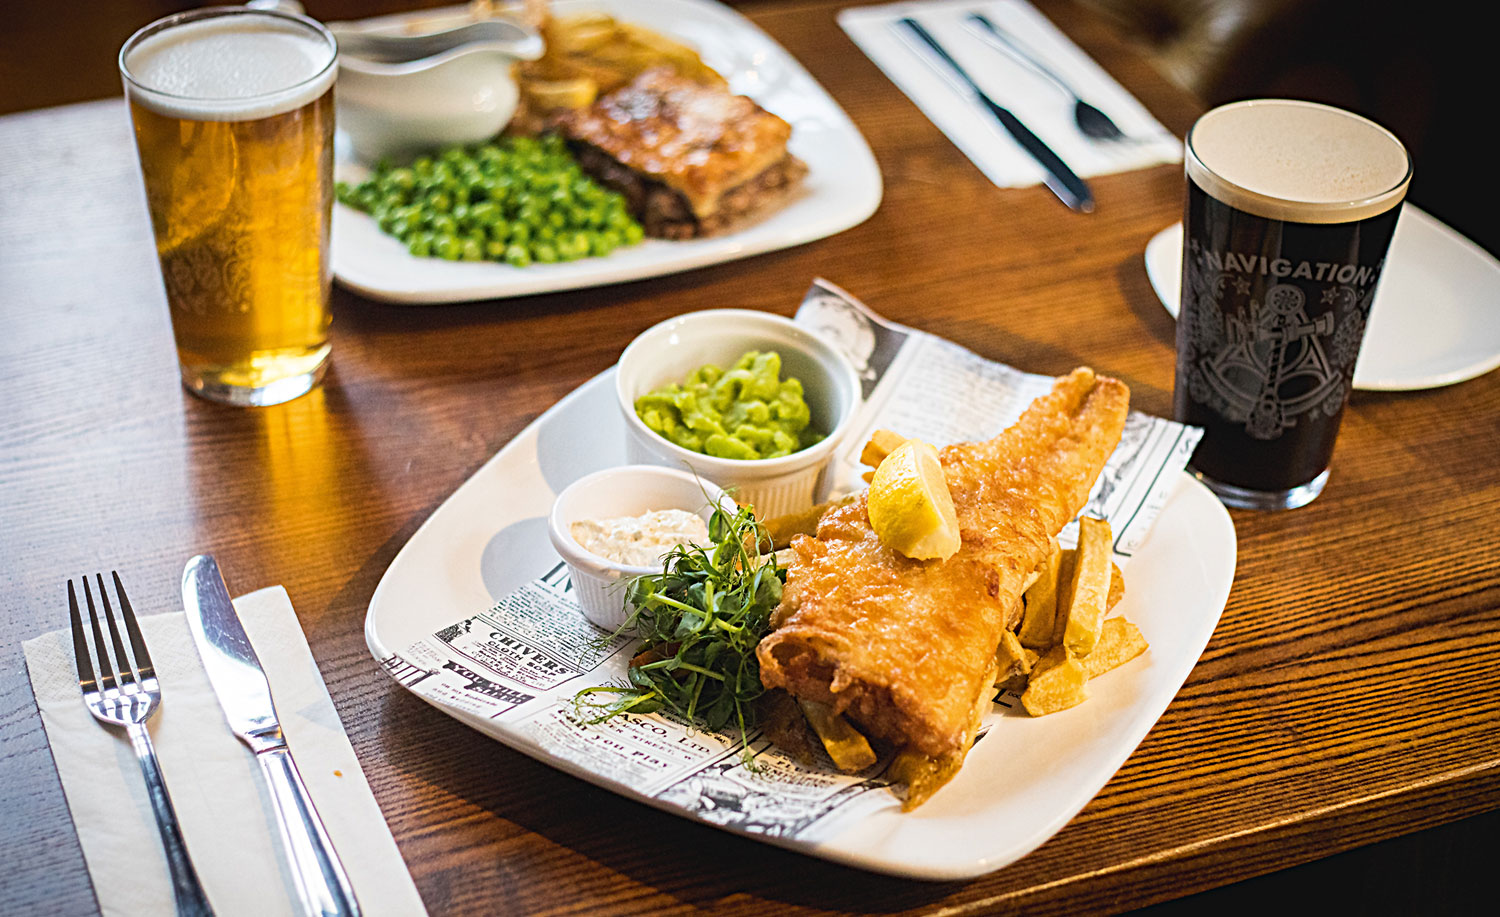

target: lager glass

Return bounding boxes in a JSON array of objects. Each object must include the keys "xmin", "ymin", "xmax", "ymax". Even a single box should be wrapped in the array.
[
  {"xmin": 120, "ymin": 6, "xmax": 337, "ymax": 406},
  {"xmin": 1175, "ymin": 100, "xmax": 1411, "ymax": 510}
]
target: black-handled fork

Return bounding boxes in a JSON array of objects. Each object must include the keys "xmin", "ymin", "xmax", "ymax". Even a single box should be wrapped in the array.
[
  {"xmin": 963, "ymin": 13, "xmax": 1131, "ymax": 142},
  {"xmin": 69, "ymin": 573, "xmax": 215, "ymax": 916},
  {"xmin": 895, "ymin": 17, "xmax": 1094, "ymax": 212}
]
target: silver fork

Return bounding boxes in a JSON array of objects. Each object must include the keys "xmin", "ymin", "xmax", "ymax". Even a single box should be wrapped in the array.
[
  {"xmin": 964, "ymin": 13, "xmax": 1133, "ymax": 142},
  {"xmin": 69, "ymin": 572, "xmax": 215, "ymax": 917}
]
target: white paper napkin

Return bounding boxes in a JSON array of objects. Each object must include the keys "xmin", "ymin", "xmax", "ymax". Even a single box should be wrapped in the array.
[
  {"xmin": 23, "ymin": 586, "xmax": 428, "ymax": 917},
  {"xmin": 839, "ymin": 0, "xmax": 1182, "ymax": 188}
]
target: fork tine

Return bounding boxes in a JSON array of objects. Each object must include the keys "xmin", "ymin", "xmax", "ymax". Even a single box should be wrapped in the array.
[
  {"xmin": 82, "ymin": 576, "xmax": 117, "ymax": 691},
  {"xmin": 96, "ymin": 572, "xmax": 138, "ymax": 687},
  {"xmin": 67, "ymin": 580, "xmax": 98, "ymax": 692},
  {"xmin": 112, "ymin": 571, "xmax": 155, "ymax": 680}
]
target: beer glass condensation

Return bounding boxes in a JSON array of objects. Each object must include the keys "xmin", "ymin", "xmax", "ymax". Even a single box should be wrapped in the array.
[
  {"xmin": 1175, "ymin": 100, "xmax": 1412, "ymax": 510},
  {"xmin": 121, "ymin": 6, "xmax": 337, "ymax": 406}
]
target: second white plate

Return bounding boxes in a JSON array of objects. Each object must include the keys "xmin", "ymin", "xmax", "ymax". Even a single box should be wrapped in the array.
[
  {"xmin": 331, "ymin": 0, "xmax": 882, "ymax": 304},
  {"xmin": 1144, "ymin": 205, "xmax": 1500, "ymax": 391}
]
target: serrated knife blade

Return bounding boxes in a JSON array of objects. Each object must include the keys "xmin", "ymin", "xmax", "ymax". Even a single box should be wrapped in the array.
[{"xmin": 183, "ymin": 555, "xmax": 361, "ymax": 917}]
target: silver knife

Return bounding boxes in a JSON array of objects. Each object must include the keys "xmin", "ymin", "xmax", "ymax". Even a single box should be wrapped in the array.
[
  {"xmin": 895, "ymin": 17, "xmax": 1095, "ymax": 213},
  {"xmin": 183, "ymin": 555, "xmax": 361, "ymax": 917}
]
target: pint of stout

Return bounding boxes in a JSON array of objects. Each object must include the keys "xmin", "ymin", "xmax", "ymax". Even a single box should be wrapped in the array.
[
  {"xmin": 1175, "ymin": 100, "xmax": 1411, "ymax": 510},
  {"xmin": 120, "ymin": 7, "xmax": 337, "ymax": 406}
]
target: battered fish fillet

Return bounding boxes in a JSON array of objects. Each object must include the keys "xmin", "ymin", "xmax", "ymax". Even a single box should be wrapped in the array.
[{"xmin": 757, "ymin": 368, "xmax": 1130, "ymax": 766}]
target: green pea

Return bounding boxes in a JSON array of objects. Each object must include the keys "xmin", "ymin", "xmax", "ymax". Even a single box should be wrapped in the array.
[
  {"xmin": 388, "ymin": 167, "xmax": 416, "ymax": 190},
  {"xmin": 343, "ymin": 136, "xmax": 649, "ymax": 265},
  {"xmin": 470, "ymin": 201, "xmax": 500, "ymax": 225}
]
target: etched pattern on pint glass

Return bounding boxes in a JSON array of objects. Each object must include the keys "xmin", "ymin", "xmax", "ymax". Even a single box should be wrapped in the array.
[
  {"xmin": 121, "ymin": 7, "xmax": 337, "ymax": 405},
  {"xmin": 1179, "ymin": 239, "xmax": 1384, "ymax": 442}
]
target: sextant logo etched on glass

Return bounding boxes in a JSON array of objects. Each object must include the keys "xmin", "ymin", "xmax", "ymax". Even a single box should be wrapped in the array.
[{"xmin": 1182, "ymin": 242, "xmax": 1376, "ymax": 441}]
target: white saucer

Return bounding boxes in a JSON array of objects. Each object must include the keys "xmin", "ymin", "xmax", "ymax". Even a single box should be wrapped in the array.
[{"xmin": 1144, "ymin": 205, "xmax": 1500, "ymax": 391}]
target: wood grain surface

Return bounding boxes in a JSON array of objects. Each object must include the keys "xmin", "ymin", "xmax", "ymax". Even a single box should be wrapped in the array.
[{"xmin": 2, "ymin": 2, "xmax": 1497, "ymax": 915}]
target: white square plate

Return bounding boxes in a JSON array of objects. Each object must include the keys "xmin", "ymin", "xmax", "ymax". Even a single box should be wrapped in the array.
[
  {"xmin": 331, "ymin": 0, "xmax": 883, "ymax": 304},
  {"xmin": 364, "ymin": 367, "xmax": 1238, "ymax": 879}
]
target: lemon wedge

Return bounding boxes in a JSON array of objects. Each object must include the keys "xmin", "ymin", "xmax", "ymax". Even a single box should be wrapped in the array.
[{"xmin": 867, "ymin": 439, "xmax": 961, "ymax": 561}]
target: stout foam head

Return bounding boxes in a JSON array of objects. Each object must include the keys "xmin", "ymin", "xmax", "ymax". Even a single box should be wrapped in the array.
[
  {"xmin": 121, "ymin": 8, "xmax": 336, "ymax": 122},
  {"xmin": 1186, "ymin": 100, "xmax": 1410, "ymax": 224}
]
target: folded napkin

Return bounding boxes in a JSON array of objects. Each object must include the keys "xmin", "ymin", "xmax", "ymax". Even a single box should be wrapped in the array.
[
  {"xmin": 23, "ymin": 586, "xmax": 427, "ymax": 917},
  {"xmin": 839, "ymin": 0, "xmax": 1182, "ymax": 188}
]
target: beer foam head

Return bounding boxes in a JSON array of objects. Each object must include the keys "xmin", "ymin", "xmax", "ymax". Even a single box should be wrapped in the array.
[
  {"xmin": 1187, "ymin": 100, "xmax": 1410, "ymax": 223},
  {"xmin": 122, "ymin": 10, "xmax": 335, "ymax": 122}
]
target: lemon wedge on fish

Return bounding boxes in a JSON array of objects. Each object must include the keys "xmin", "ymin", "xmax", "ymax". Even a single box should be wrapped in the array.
[{"xmin": 867, "ymin": 439, "xmax": 960, "ymax": 561}]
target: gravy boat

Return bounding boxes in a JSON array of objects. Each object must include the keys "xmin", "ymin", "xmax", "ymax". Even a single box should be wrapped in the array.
[{"xmin": 332, "ymin": 15, "xmax": 543, "ymax": 163}]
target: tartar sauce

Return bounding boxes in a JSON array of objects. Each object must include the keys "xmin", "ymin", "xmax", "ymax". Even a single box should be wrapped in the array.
[{"xmin": 571, "ymin": 509, "xmax": 709, "ymax": 567}]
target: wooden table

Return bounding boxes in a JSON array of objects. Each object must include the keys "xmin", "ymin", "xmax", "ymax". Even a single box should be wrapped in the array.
[{"xmin": 3, "ymin": 2, "xmax": 1498, "ymax": 914}]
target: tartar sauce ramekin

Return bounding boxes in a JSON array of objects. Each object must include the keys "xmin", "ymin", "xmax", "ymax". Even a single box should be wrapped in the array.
[{"xmin": 547, "ymin": 465, "xmax": 735, "ymax": 631}]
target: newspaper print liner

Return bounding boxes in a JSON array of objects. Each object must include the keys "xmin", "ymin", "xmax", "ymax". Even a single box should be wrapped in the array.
[{"xmin": 371, "ymin": 279, "xmax": 1215, "ymax": 875}]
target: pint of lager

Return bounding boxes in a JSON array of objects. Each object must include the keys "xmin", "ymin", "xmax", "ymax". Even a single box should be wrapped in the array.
[
  {"xmin": 1175, "ymin": 100, "xmax": 1411, "ymax": 510},
  {"xmin": 120, "ymin": 7, "xmax": 337, "ymax": 406}
]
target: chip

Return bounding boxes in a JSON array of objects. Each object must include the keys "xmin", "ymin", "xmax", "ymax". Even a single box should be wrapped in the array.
[
  {"xmin": 1020, "ymin": 646, "xmax": 1088, "ymax": 716},
  {"xmin": 1079, "ymin": 617, "xmax": 1148, "ymax": 679},
  {"xmin": 1059, "ymin": 517, "xmax": 1112, "ymax": 657},
  {"xmin": 798, "ymin": 700, "xmax": 877, "ymax": 773},
  {"xmin": 1018, "ymin": 539, "xmax": 1063, "ymax": 649}
]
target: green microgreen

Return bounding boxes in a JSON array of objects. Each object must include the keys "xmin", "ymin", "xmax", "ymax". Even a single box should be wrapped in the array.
[{"xmin": 573, "ymin": 501, "xmax": 784, "ymax": 754}]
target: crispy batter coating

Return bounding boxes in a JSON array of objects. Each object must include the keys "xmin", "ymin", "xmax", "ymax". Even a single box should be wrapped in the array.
[{"xmin": 757, "ymin": 368, "xmax": 1130, "ymax": 759}]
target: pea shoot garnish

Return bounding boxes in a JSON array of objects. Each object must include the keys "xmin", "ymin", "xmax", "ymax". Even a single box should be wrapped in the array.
[{"xmin": 574, "ymin": 502, "xmax": 784, "ymax": 752}]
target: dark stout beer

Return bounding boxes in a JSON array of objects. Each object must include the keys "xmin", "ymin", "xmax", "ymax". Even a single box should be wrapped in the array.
[{"xmin": 1175, "ymin": 100, "xmax": 1411, "ymax": 509}]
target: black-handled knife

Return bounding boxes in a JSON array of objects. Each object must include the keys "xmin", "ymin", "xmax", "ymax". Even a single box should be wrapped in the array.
[{"xmin": 896, "ymin": 17, "xmax": 1094, "ymax": 213}]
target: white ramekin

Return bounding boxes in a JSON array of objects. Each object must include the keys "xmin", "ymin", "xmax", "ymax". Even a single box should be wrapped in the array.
[
  {"xmin": 547, "ymin": 465, "xmax": 735, "ymax": 631},
  {"xmin": 615, "ymin": 309, "xmax": 862, "ymax": 520}
]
